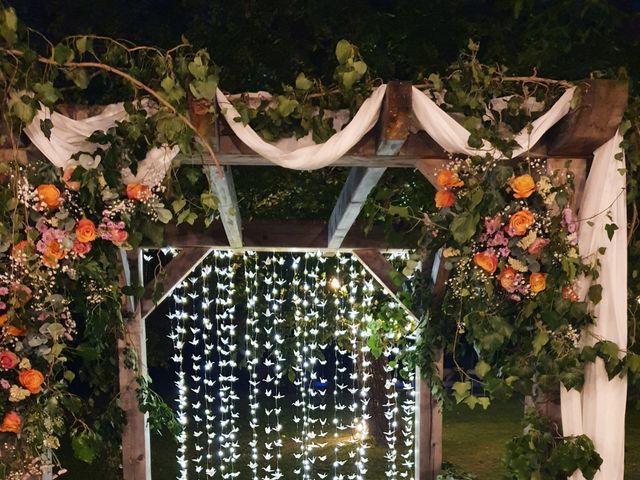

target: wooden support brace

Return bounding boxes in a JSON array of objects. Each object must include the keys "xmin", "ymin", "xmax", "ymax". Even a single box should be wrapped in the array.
[
  {"xmin": 207, "ymin": 166, "xmax": 243, "ymax": 248},
  {"xmin": 118, "ymin": 249, "xmax": 151, "ymax": 480},
  {"xmin": 141, "ymin": 247, "xmax": 211, "ymax": 319},
  {"xmin": 328, "ymin": 81, "xmax": 413, "ymax": 249}
]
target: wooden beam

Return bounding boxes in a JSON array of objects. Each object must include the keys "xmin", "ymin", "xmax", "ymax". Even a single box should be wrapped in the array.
[
  {"xmin": 376, "ymin": 80, "xmax": 413, "ymax": 155},
  {"xmin": 327, "ymin": 81, "xmax": 413, "ymax": 249},
  {"xmin": 415, "ymin": 159, "xmax": 448, "ymax": 189},
  {"xmin": 118, "ymin": 249, "xmax": 151, "ymax": 480},
  {"xmin": 327, "ymin": 167, "xmax": 386, "ymax": 249},
  {"xmin": 538, "ymin": 79, "xmax": 628, "ymax": 157},
  {"xmin": 415, "ymin": 250, "xmax": 447, "ymax": 480},
  {"xmin": 352, "ymin": 248, "xmax": 416, "ymax": 321},
  {"xmin": 156, "ymin": 220, "xmax": 417, "ymax": 251},
  {"xmin": 141, "ymin": 247, "xmax": 211, "ymax": 318},
  {"xmin": 207, "ymin": 166, "xmax": 243, "ymax": 248}
]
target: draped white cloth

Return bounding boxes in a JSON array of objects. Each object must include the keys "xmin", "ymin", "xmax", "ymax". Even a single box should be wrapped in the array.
[
  {"xmin": 560, "ymin": 133, "xmax": 627, "ymax": 480},
  {"xmin": 215, "ymin": 85, "xmax": 387, "ymax": 170},
  {"xmin": 24, "ymin": 103, "xmax": 179, "ymax": 186},
  {"xmin": 23, "ymin": 84, "xmax": 627, "ymax": 479}
]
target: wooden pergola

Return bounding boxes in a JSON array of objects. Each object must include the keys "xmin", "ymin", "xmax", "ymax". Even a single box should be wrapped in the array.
[{"xmin": 9, "ymin": 79, "xmax": 628, "ymax": 480}]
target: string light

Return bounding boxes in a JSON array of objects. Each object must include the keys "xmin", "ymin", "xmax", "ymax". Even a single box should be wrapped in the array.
[{"xmin": 160, "ymin": 250, "xmax": 417, "ymax": 480}]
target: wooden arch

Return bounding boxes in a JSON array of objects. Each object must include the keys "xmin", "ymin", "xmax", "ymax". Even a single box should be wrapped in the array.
[{"xmin": 9, "ymin": 79, "xmax": 627, "ymax": 480}]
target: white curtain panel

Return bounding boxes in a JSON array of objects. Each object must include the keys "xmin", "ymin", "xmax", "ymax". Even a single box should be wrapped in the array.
[
  {"xmin": 24, "ymin": 103, "xmax": 179, "ymax": 186},
  {"xmin": 23, "ymin": 83, "xmax": 626, "ymax": 479},
  {"xmin": 561, "ymin": 133, "xmax": 627, "ymax": 480}
]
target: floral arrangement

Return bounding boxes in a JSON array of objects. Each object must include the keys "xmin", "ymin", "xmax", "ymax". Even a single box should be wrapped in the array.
[
  {"xmin": 422, "ymin": 155, "xmax": 600, "ymax": 407},
  {"xmin": 0, "ymin": 154, "xmax": 173, "ymax": 477}
]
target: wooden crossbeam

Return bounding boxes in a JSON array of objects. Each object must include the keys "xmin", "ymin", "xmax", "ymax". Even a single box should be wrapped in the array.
[
  {"xmin": 207, "ymin": 166, "xmax": 243, "ymax": 248},
  {"xmin": 327, "ymin": 81, "xmax": 413, "ymax": 249},
  {"xmin": 537, "ymin": 79, "xmax": 629, "ymax": 157},
  {"xmin": 156, "ymin": 220, "xmax": 416, "ymax": 251},
  {"xmin": 141, "ymin": 247, "xmax": 211, "ymax": 319}
]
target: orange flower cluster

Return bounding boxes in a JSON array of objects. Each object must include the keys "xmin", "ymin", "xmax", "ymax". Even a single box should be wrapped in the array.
[
  {"xmin": 126, "ymin": 183, "xmax": 151, "ymax": 201},
  {"xmin": 36, "ymin": 184, "xmax": 61, "ymax": 209},
  {"xmin": 0, "ymin": 411, "xmax": 21, "ymax": 434},
  {"xmin": 434, "ymin": 169, "xmax": 464, "ymax": 210},
  {"xmin": 510, "ymin": 174, "xmax": 537, "ymax": 199}
]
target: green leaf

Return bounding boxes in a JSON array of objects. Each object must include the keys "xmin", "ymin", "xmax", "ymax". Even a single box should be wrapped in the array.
[
  {"xmin": 341, "ymin": 70, "xmax": 359, "ymax": 90},
  {"xmin": 154, "ymin": 207, "xmax": 173, "ymax": 224},
  {"xmin": 200, "ymin": 192, "xmax": 218, "ymax": 211},
  {"xmin": 33, "ymin": 82, "xmax": 61, "ymax": 105},
  {"xmin": 604, "ymin": 223, "xmax": 618, "ymax": 241},
  {"xmin": 40, "ymin": 118, "xmax": 54, "ymax": 139},
  {"xmin": 533, "ymin": 329, "xmax": 549, "ymax": 355},
  {"xmin": 475, "ymin": 360, "xmax": 491, "ymax": 378},
  {"xmin": 450, "ymin": 212, "xmax": 479, "ymax": 244},
  {"xmin": 75, "ymin": 36, "xmax": 93, "ymax": 54},
  {"xmin": 387, "ymin": 205, "xmax": 410, "ymax": 218},
  {"xmin": 171, "ymin": 198, "xmax": 187, "ymax": 214},
  {"xmin": 65, "ymin": 69, "xmax": 90, "ymax": 89},
  {"xmin": 295, "ymin": 72, "xmax": 313, "ymax": 91},
  {"xmin": 588, "ymin": 284, "xmax": 602, "ymax": 304},
  {"xmin": 0, "ymin": 7, "xmax": 18, "ymax": 45},
  {"xmin": 71, "ymin": 430, "xmax": 100, "ymax": 464},
  {"xmin": 9, "ymin": 93, "xmax": 35, "ymax": 123},
  {"xmin": 352, "ymin": 60, "xmax": 367, "ymax": 75},
  {"xmin": 53, "ymin": 43, "xmax": 75, "ymax": 64},
  {"xmin": 452, "ymin": 381, "xmax": 471, "ymax": 404},
  {"xmin": 335, "ymin": 40, "xmax": 354, "ymax": 64}
]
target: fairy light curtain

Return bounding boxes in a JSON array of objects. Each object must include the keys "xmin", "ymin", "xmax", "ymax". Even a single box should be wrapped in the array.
[{"xmin": 165, "ymin": 250, "xmax": 417, "ymax": 480}]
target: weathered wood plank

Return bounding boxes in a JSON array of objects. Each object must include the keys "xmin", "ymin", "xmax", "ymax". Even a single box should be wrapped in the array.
[
  {"xmin": 141, "ymin": 247, "xmax": 211, "ymax": 318},
  {"xmin": 540, "ymin": 79, "xmax": 628, "ymax": 157},
  {"xmin": 415, "ymin": 158, "xmax": 448, "ymax": 189},
  {"xmin": 118, "ymin": 249, "xmax": 151, "ymax": 480},
  {"xmin": 327, "ymin": 167, "xmax": 386, "ymax": 249},
  {"xmin": 376, "ymin": 80, "xmax": 413, "ymax": 155},
  {"xmin": 206, "ymin": 166, "xmax": 242, "ymax": 248},
  {"xmin": 352, "ymin": 248, "xmax": 416, "ymax": 320},
  {"xmin": 155, "ymin": 220, "xmax": 417, "ymax": 251}
]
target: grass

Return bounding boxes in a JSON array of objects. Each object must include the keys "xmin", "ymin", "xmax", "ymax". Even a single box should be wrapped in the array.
[{"xmin": 55, "ymin": 399, "xmax": 640, "ymax": 479}]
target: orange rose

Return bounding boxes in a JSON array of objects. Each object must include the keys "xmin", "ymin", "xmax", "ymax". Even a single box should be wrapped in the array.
[
  {"xmin": 529, "ymin": 273, "xmax": 547, "ymax": 294},
  {"xmin": 11, "ymin": 240, "xmax": 30, "ymax": 261},
  {"xmin": 497, "ymin": 267, "xmax": 517, "ymax": 292},
  {"xmin": 75, "ymin": 218, "xmax": 97, "ymax": 243},
  {"xmin": 507, "ymin": 210, "xmax": 535, "ymax": 237},
  {"xmin": 0, "ymin": 314, "xmax": 7, "ymax": 326},
  {"xmin": 562, "ymin": 286, "xmax": 579, "ymax": 302},
  {"xmin": 5, "ymin": 326, "xmax": 26, "ymax": 337},
  {"xmin": 473, "ymin": 251, "xmax": 499, "ymax": 275},
  {"xmin": 43, "ymin": 241, "xmax": 66, "ymax": 267},
  {"xmin": 36, "ymin": 184, "xmax": 61, "ymax": 209},
  {"xmin": 435, "ymin": 190, "xmax": 456, "ymax": 209},
  {"xmin": 63, "ymin": 166, "xmax": 81, "ymax": 191},
  {"xmin": 0, "ymin": 411, "xmax": 21, "ymax": 434},
  {"xmin": 510, "ymin": 174, "xmax": 536, "ymax": 199},
  {"xmin": 19, "ymin": 369, "xmax": 45, "ymax": 394},
  {"xmin": 126, "ymin": 183, "xmax": 151, "ymax": 201},
  {"xmin": 436, "ymin": 169, "xmax": 464, "ymax": 190}
]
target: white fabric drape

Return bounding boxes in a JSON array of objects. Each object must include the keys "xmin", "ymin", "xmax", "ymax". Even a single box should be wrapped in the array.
[
  {"xmin": 561, "ymin": 133, "xmax": 627, "ymax": 480},
  {"xmin": 24, "ymin": 104, "xmax": 179, "ymax": 186},
  {"xmin": 411, "ymin": 86, "xmax": 576, "ymax": 158},
  {"xmin": 215, "ymin": 85, "xmax": 387, "ymax": 170}
]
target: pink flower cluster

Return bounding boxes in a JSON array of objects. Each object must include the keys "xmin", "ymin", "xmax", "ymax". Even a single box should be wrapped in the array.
[{"xmin": 98, "ymin": 217, "xmax": 128, "ymax": 246}]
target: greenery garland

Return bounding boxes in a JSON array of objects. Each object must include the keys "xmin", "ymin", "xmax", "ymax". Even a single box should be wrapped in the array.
[{"xmin": 0, "ymin": 4, "xmax": 637, "ymax": 479}]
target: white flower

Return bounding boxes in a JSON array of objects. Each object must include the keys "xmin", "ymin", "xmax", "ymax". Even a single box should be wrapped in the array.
[{"xmin": 9, "ymin": 384, "xmax": 31, "ymax": 402}]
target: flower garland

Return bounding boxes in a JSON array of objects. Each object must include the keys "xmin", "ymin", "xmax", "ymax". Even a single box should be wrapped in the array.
[{"xmin": 422, "ymin": 156, "xmax": 598, "ymax": 406}]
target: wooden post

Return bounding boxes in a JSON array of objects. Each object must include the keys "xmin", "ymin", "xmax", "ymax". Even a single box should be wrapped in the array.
[{"xmin": 119, "ymin": 249, "xmax": 151, "ymax": 480}]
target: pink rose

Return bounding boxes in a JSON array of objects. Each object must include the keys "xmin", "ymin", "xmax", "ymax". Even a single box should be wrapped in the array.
[
  {"xmin": 0, "ymin": 287, "xmax": 7, "ymax": 295},
  {"xmin": 110, "ymin": 229, "xmax": 128, "ymax": 244},
  {"xmin": 528, "ymin": 238, "xmax": 550, "ymax": 255},
  {"xmin": 0, "ymin": 351, "xmax": 19, "ymax": 370},
  {"xmin": 63, "ymin": 166, "xmax": 81, "ymax": 191},
  {"xmin": 72, "ymin": 240, "xmax": 92, "ymax": 256},
  {"xmin": 0, "ymin": 379, "xmax": 9, "ymax": 390}
]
